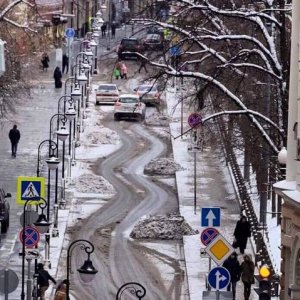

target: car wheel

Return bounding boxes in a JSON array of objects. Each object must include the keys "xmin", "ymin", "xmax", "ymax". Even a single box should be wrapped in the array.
[
  {"xmin": 1, "ymin": 220, "xmax": 8, "ymax": 233},
  {"xmin": 114, "ymin": 114, "xmax": 120, "ymax": 121}
]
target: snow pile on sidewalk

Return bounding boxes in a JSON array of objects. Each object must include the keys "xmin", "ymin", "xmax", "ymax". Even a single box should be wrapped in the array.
[
  {"xmin": 130, "ymin": 213, "xmax": 198, "ymax": 240},
  {"xmin": 86, "ymin": 126, "xmax": 120, "ymax": 144},
  {"xmin": 69, "ymin": 173, "xmax": 115, "ymax": 194},
  {"xmin": 145, "ymin": 111, "xmax": 171, "ymax": 126},
  {"xmin": 144, "ymin": 157, "xmax": 184, "ymax": 175}
]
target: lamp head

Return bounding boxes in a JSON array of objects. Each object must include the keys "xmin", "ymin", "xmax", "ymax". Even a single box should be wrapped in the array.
[
  {"xmin": 65, "ymin": 106, "xmax": 77, "ymax": 121},
  {"xmin": 278, "ymin": 146, "xmax": 287, "ymax": 165},
  {"xmin": 34, "ymin": 213, "xmax": 51, "ymax": 234},
  {"xmin": 56, "ymin": 126, "xmax": 69, "ymax": 142},
  {"xmin": 78, "ymin": 258, "xmax": 98, "ymax": 283},
  {"xmin": 45, "ymin": 156, "xmax": 60, "ymax": 170}
]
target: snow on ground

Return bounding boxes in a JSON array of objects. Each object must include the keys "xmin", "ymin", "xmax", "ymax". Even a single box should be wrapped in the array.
[
  {"xmin": 130, "ymin": 213, "xmax": 198, "ymax": 239},
  {"xmin": 144, "ymin": 157, "xmax": 184, "ymax": 175}
]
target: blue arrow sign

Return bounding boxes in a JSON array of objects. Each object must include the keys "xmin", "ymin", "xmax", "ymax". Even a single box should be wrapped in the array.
[
  {"xmin": 65, "ymin": 28, "xmax": 75, "ymax": 38},
  {"xmin": 208, "ymin": 267, "xmax": 230, "ymax": 290},
  {"xmin": 201, "ymin": 207, "xmax": 221, "ymax": 227}
]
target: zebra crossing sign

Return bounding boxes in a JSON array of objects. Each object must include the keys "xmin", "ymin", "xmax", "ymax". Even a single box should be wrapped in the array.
[{"xmin": 16, "ymin": 176, "xmax": 46, "ymax": 205}]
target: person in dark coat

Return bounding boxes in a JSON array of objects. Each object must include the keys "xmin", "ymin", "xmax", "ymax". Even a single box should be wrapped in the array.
[
  {"xmin": 138, "ymin": 56, "xmax": 148, "ymax": 73},
  {"xmin": 36, "ymin": 263, "xmax": 56, "ymax": 300},
  {"xmin": 62, "ymin": 54, "xmax": 69, "ymax": 74},
  {"xmin": 240, "ymin": 254, "xmax": 255, "ymax": 300},
  {"xmin": 233, "ymin": 215, "xmax": 251, "ymax": 254},
  {"xmin": 8, "ymin": 124, "xmax": 20, "ymax": 157},
  {"xmin": 101, "ymin": 23, "xmax": 107, "ymax": 37},
  {"xmin": 53, "ymin": 66, "xmax": 62, "ymax": 88},
  {"xmin": 223, "ymin": 252, "xmax": 240, "ymax": 299},
  {"xmin": 41, "ymin": 53, "xmax": 49, "ymax": 72},
  {"xmin": 111, "ymin": 21, "xmax": 116, "ymax": 38}
]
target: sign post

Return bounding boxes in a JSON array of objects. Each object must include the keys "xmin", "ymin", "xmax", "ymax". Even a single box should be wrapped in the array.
[
  {"xmin": 65, "ymin": 28, "xmax": 75, "ymax": 75},
  {"xmin": 208, "ymin": 267, "xmax": 231, "ymax": 300}
]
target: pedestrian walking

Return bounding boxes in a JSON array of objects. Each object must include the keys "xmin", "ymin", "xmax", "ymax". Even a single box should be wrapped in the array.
[
  {"xmin": 8, "ymin": 124, "xmax": 20, "ymax": 157},
  {"xmin": 41, "ymin": 53, "xmax": 49, "ymax": 72},
  {"xmin": 101, "ymin": 23, "xmax": 107, "ymax": 37},
  {"xmin": 240, "ymin": 254, "xmax": 255, "ymax": 300},
  {"xmin": 223, "ymin": 252, "xmax": 240, "ymax": 299},
  {"xmin": 54, "ymin": 279, "xmax": 67, "ymax": 300},
  {"xmin": 138, "ymin": 56, "xmax": 148, "ymax": 73},
  {"xmin": 36, "ymin": 263, "xmax": 56, "ymax": 300},
  {"xmin": 120, "ymin": 62, "xmax": 128, "ymax": 79},
  {"xmin": 62, "ymin": 54, "xmax": 69, "ymax": 74},
  {"xmin": 113, "ymin": 66, "xmax": 121, "ymax": 80},
  {"xmin": 53, "ymin": 66, "xmax": 63, "ymax": 88},
  {"xmin": 233, "ymin": 215, "xmax": 251, "ymax": 254},
  {"xmin": 111, "ymin": 21, "xmax": 116, "ymax": 38}
]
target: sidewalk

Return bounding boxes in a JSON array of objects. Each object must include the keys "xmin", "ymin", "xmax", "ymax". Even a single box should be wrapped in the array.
[{"xmin": 166, "ymin": 86, "xmax": 259, "ymax": 300}]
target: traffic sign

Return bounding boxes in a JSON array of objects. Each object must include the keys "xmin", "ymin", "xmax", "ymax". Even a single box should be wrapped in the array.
[
  {"xmin": 205, "ymin": 234, "xmax": 234, "ymax": 265},
  {"xmin": 188, "ymin": 113, "xmax": 202, "ymax": 128},
  {"xmin": 201, "ymin": 227, "xmax": 219, "ymax": 246},
  {"xmin": 19, "ymin": 226, "xmax": 40, "ymax": 248},
  {"xmin": 201, "ymin": 207, "xmax": 221, "ymax": 227},
  {"xmin": 16, "ymin": 176, "xmax": 45, "ymax": 205},
  {"xmin": 208, "ymin": 267, "xmax": 230, "ymax": 290},
  {"xmin": 25, "ymin": 249, "xmax": 40, "ymax": 260},
  {"xmin": 0, "ymin": 269, "xmax": 19, "ymax": 294},
  {"xmin": 65, "ymin": 28, "xmax": 75, "ymax": 38},
  {"xmin": 169, "ymin": 45, "xmax": 181, "ymax": 57}
]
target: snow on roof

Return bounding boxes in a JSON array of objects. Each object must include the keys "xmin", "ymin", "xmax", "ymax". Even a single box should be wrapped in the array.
[
  {"xmin": 283, "ymin": 190, "xmax": 300, "ymax": 204},
  {"xmin": 36, "ymin": 0, "xmax": 63, "ymax": 7},
  {"xmin": 273, "ymin": 180, "xmax": 296, "ymax": 191}
]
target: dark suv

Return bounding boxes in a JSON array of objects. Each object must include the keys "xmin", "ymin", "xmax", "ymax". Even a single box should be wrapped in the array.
[
  {"xmin": 117, "ymin": 38, "xmax": 144, "ymax": 59},
  {"xmin": 0, "ymin": 188, "xmax": 11, "ymax": 233}
]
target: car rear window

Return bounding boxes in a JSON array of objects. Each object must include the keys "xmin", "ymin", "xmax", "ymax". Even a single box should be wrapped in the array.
[
  {"xmin": 121, "ymin": 39, "xmax": 138, "ymax": 45},
  {"xmin": 98, "ymin": 85, "xmax": 117, "ymax": 91},
  {"xmin": 120, "ymin": 97, "xmax": 139, "ymax": 103},
  {"xmin": 138, "ymin": 85, "xmax": 157, "ymax": 92}
]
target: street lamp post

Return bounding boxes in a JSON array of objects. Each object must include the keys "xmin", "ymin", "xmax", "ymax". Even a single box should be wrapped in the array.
[
  {"xmin": 66, "ymin": 239, "xmax": 98, "ymax": 299},
  {"xmin": 21, "ymin": 197, "xmax": 51, "ymax": 300}
]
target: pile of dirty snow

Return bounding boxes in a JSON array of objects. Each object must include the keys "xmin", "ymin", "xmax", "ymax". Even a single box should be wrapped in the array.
[
  {"xmin": 145, "ymin": 112, "xmax": 171, "ymax": 126},
  {"xmin": 144, "ymin": 158, "xmax": 183, "ymax": 175},
  {"xmin": 130, "ymin": 213, "xmax": 198, "ymax": 240},
  {"xmin": 86, "ymin": 127, "xmax": 120, "ymax": 144},
  {"xmin": 70, "ymin": 173, "xmax": 115, "ymax": 194}
]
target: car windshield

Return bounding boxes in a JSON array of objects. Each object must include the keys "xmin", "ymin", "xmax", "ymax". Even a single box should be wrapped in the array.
[
  {"xmin": 120, "ymin": 97, "xmax": 139, "ymax": 103},
  {"xmin": 122, "ymin": 40, "xmax": 138, "ymax": 45},
  {"xmin": 138, "ymin": 85, "xmax": 157, "ymax": 92},
  {"xmin": 98, "ymin": 85, "xmax": 117, "ymax": 91},
  {"xmin": 146, "ymin": 34, "xmax": 160, "ymax": 40}
]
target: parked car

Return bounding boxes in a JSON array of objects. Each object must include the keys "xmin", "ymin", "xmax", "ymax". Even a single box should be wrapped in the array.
[
  {"xmin": 117, "ymin": 38, "xmax": 144, "ymax": 60},
  {"xmin": 95, "ymin": 84, "xmax": 120, "ymax": 105},
  {"xmin": 114, "ymin": 94, "xmax": 146, "ymax": 121},
  {"xmin": 143, "ymin": 33, "xmax": 164, "ymax": 50},
  {"xmin": 0, "ymin": 188, "xmax": 11, "ymax": 233},
  {"xmin": 134, "ymin": 84, "xmax": 161, "ymax": 105}
]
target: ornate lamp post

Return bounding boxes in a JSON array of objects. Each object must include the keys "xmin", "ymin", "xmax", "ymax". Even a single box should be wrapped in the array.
[
  {"xmin": 21, "ymin": 197, "xmax": 51, "ymax": 300},
  {"xmin": 66, "ymin": 239, "xmax": 98, "ymax": 299},
  {"xmin": 116, "ymin": 282, "xmax": 146, "ymax": 299}
]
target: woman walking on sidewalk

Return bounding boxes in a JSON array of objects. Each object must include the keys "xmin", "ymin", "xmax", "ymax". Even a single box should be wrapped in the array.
[
  {"xmin": 53, "ymin": 66, "xmax": 62, "ymax": 88},
  {"xmin": 240, "ymin": 254, "xmax": 255, "ymax": 300}
]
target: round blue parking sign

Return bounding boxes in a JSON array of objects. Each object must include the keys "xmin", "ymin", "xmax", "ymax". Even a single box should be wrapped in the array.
[
  {"xmin": 65, "ymin": 28, "xmax": 75, "ymax": 38},
  {"xmin": 200, "ymin": 227, "xmax": 219, "ymax": 246},
  {"xmin": 19, "ymin": 226, "xmax": 40, "ymax": 248}
]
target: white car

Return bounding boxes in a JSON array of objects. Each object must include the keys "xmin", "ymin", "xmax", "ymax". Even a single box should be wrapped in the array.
[
  {"xmin": 114, "ymin": 94, "xmax": 146, "ymax": 121},
  {"xmin": 95, "ymin": 84, "xmax": 120, "ymax": 105},
  {"xmin": 134, "ymin": 84, "xmax": 161, "ymax": 105}
]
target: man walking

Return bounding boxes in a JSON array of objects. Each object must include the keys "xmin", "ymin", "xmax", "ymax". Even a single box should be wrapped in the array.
[
  {"xmin": 138, "ymin": 56, "xmax": 148, "ymax": 73},
  {"xmin": 36, "ymin": 263, "xmax": 56, "ymax": 300},
  {"xmin": 111, "ymin": 21, "xmax": 116, "ymax": 39},
  {"xmin": 8, "ymin": 124, "xmax": 20, "ymax": 157}
]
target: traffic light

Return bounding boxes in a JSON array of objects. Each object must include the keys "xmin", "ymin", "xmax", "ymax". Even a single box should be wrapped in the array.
[{"xmin": 259, "ymin": 265, "xmax": 271, "ymax": 300}]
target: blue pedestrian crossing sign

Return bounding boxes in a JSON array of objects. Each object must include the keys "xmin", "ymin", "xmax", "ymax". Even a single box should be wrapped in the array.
[
  {"xmin": 208, "ymin": 267, "xmax": 230, "ymax": 290},
  {"xmin": 16, "ymin": 176, "xmax": 46, "ymax": 205},
  {"xmin": 201, "ymin": 207, "xmax": 221, "ymax": 227}
]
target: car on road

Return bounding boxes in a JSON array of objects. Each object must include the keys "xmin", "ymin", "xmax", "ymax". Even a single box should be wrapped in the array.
[
  {"xmin": 114, "ymin": 94, "xmax": 146, "ymax": 121},
  {"xmin": 117, "ymin": 38, "xmax": 144, "ymax": 60},
  {"xmin": 134, "ymin": 84, "xmax": 161, "ymax": 105},
  {"xmin": 0, "ymin": 188, "xmax": 11, "ymax": 233},
  {"xmin": 143, "ymin": 33, "xmax": 164, "ymax": 51},
  {"xmin": 95, "ymin": 84, "xmax": 120, "ymax": 105}
]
